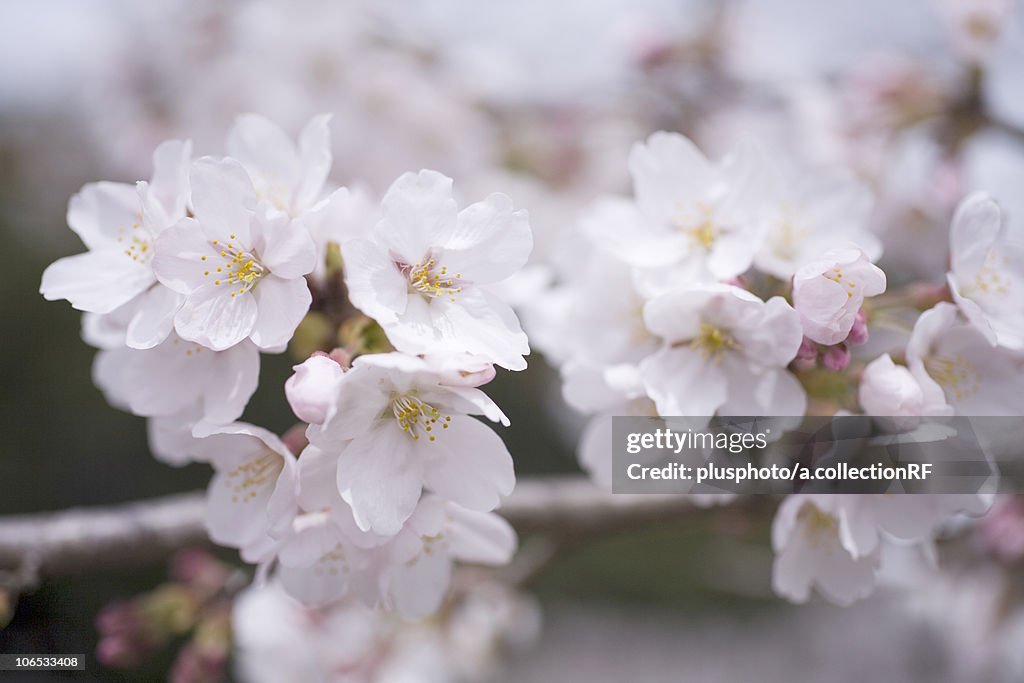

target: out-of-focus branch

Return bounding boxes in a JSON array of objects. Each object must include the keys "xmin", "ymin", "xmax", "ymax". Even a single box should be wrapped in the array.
[{"xmin": 0, "ymin": 477, "xmax": 737, "ymax": 591}]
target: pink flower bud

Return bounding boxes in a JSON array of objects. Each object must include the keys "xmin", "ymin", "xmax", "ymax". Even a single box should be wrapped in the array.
[
  {"xmin": 846, "ymin": 310, "xmax": 869, "ymax": 346},
  {"xmin": 822, "ymin": 344, "xmax": 851, "ymax": 372},
  {"xmin": 797, "ymin": 337, "xmax": 819, "ymax": 360},
  {"xmin": 170, "ymin": 548, "xmax": 227, "ymax": 591},
  {"xmin": 97, "ymin": 635, "xmax": 146, "ymax": 668},
  {"xmin": 281, "ymin": 423, "xmax": 308, "ymax": 456},
  {"xmin": 285, "ymin": 354, "xmax": 346, "ymax": 425}
]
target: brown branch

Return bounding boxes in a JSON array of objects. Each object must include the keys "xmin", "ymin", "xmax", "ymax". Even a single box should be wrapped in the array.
[{"xmin": 0, "ymin": 477, "xmax": 730, "ymax": 591}]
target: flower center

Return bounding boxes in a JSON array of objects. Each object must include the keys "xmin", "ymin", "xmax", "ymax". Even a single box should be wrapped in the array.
[
  {"xmin": 824, "ymin": 267, "xmax": 859, "ymax": 298},
  {"xmin": 406, "ymin": 259, "xmax": 463, "ymax": 302},
  {"xmin": 797, "ymin": 502, "xmax": 839, "ymax": 548},
  {"xmin": 674, "ymin": 203, "xmax": 719, "ymax": 250},
  {"xmin": 391, "ymin": 395, "xmax": 451, "ymax": 442},
  {"xmin": 227, "ymin": 451, "xmax": 283, "ymax": 503},
  {"xmin": 688, "ymin": 323, "xmax": 738, "ymax": 361},
  {"xmin": 204, "ymin": 236, "xmax": 267, "ymax": 297},
  {"xmin": 116, "ymin": 212, "xmax": 152, "ymax": 264},
  {"xmin": 925, "ymin": 353, "xmax": 980, "ymax": 402},
  {"xmin": 967, "ymin": 253, "xmax": 1010, "ymax": 297}
]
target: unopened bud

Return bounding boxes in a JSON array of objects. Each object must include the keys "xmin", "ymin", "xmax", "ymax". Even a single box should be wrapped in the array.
[
  {"xmin": 822, "ymin": 344, "xmax": 851, "ymax": 372},
  {"xmin": 846, "ymin": 310, "xmax": 869, "ymax": 346}
]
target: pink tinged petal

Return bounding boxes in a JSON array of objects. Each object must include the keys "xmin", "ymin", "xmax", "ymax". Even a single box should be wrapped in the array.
[
  {"xmin": 296, "ymin": 445, "xmax": 342, "ymax": 511},
  {"xmin": 175, "ymin": 285, "xmax": 258, "ymax": 351},
  {"xmin": 41, "ymin": 250, "xmax": 154, "ymax": 313},
  {"xmin": 821, "ymin": 345, "xmax": 851, "ymax": 371},
  {"xmin": 276, "ymin": 516, "xmax": 343, "ymax": 568},
  {"xmin": 226, "ymin": 114, "xmax": 301, "ymax": 202},
  {"xmin": 66, "ymin": 181, "xmax": 141, "ymax": 250},
  {"xmin": 148, "ymin": 139, "xmax": 192, "ymax": 220},
  {"xmin": 249, "ymin": 276, "xmax": 311, "ymax": 350},
  {"xmin": 639, "ymin": 347, "xmax": 728, "ymax": 416},
  {"xmin": 429, "ymin": 289, "xmax": 530, "ymax": 371},
  {"xmin": 794, "ymin": 277, "xmax": 852, "ymax": 345},
  {"xmin": 629, "ymin": 131, "xmax": 713, "ymax": 222},
  {"xmin": 125, "ymin": 285, "xmax": 183, "ymax": 349},
  {"xmin": 423, "ymin": 416, "xmax": 515, "ymax": 512},
  {"xmin": 254, "ymin": 211, "xmax": 316, "ymax": 278},
  {"xmin": 385, "ymin": 549, "xmax": 451, "ymax": 618},
  {"xmin": 341, "ymin": 238, "xmax": 408, "ymax": 322},
  {"xmin": 440, "ymin": 193, "xmax": 532, "ymax": 283},
  {"xmin": 377, "ymin": 170, "xmax": 458, "ymax": 262},
  {"xmin": 189, "ymin": 157, "xmax": 257, "ymax": 244},
  {"xmin": 446, "ymin": 505, "xmax": 517, "ymax": 564},
  {"xmin": 336, "ymin": 425, "xmax": 424, "ymax": 535},
  {"xmin": 147, "ymin": 414, "xmax": 202, "ymax": 467},
  {"xmin": 286, "ymin": 355, "xmax": 346, "ymax": 425},
  {"xmin": 295, "ymin": 113, "xmax": 333, "ymax": 212},
  {"xmin": 152, "ymin": 218, "xmax": 221, "ymax": 294},
  {"xmin": 201, "ymin": 341, "xmax": 260, "ymax": 424}
]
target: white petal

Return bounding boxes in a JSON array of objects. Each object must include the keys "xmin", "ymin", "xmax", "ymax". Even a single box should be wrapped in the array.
[
  {"xmin": 295, "ymin": 113, "xmax": 333, "ymax": 212},
  {"xmin": 151, "ymin": 217, "xmax": 220, "ymax": 294},
  {"xmin": 629, "ymin": 131, "xmax": 713, "ymax": 222},
  {"xmin": 428, "ymin": 289, "xmax": 529, "ymax": 371},
  {"xmin": 125, "ymin": 285, "xmax": 183, "ymax": 349},
  {"xmin": 384, "ymin": 549, "xmax": 451, "ymax": 618},
  {"xmin": 175, "ymin": 285, "xmax": 258, "ymax": 351},
  {"xmin": 639, "ymin": 347, "xmax": 727, "ymax": 416},
  {"xmin": 377, "ymin": 170, "xmax": 457, "ymax": 263},
  {"xmin": 423, "ymin": 416, "xmax": 515, "ymax": 511},
  {"xmin": 440, "ymin": 193, "xmax": 532, "ymax": 283},
  {"xmin": 341, "ymin": 238, "xmax": 408, "ymax": 323},
  {"xmin": 190, "ymin": 157, "xmax": 257, "ymax": 244},
  {"xmin": 446, "ymin": 504, "xmax": 517, "ymax": 565},
  {"xmin": 41, "ymin": 250, "xmax": 153, "ymax": 313},
  {"xmin": 201, "ymin": 341, "xmax": 260, "ymax": 424},
  {"xmin": 249, "ymin": 276, "xmax": 311, "ymax": 350},
  {"xmin": 226, "ymin": 114, "xmax": 300, "ymax": 205},
  {"xmin": 148, "ymin": 139, "xmax": 192, "ymax": 220},
  {"xmin": 336, "ymin": 425, "xmax": 424, "ymax": 535},
  {"xmin": 66, "ymin": 181, "xmax": 141, "ymax": 250},
  {"xmin": 256, "ymin": 211, "xmax": 316, "ymax": 278}
]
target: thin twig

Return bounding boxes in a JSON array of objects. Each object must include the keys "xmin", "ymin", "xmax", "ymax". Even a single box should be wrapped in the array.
[{"xmin": 0, "ymin": 477, "xmax": 731, "ymax": 591}]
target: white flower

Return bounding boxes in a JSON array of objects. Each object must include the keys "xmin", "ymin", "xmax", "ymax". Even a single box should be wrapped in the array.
[
  {"xmin": 193, "ymin": 422, "xmax": 299, "ymax": 563},
  {"xmin": 153, "ymin": 157, "xmax": 316, "ymax": 351},
  {"xmin": 226, "ymin": 113, "xmax": 333, "ymax": 218},
  {"xmin": 859, "ymin": 354, "xmax": 952, "ymax": 430},
  {"xmin": 41, "ymin": 140, "xmax": 190, "ymax": 348},
  {"xmin": 94, "ymin": 333, "xmax": 260, "ymax": 425},
  {"xmin": 792, "ymin": 246, "xmax": 886, "ymax": 346},
  {"xmin": 581, "ymin": 132, "xmax": 765, "ymax": 281},
  {"xmin": 639, "ymin": 284, "xmax": 806, "ymax": 417},
  {"xmin": 771, "ymin": 495, "xmax": 879, "ymax": 606},
  {"xmin": 907, "ymin": 303, "xmax": 1024, "ymax": 415},
  {"xmin": 342, "ymin": 170, "xmax": 532, "ymax": 371},
  {"xmin": 751, "ymin": 167, "xmax": 881, "ymax": 279},
  {"xmin": 947, "ymin": 192, "xmax": 1024, "ymax": 350},
  {"xmin": 309, "ymin": 352, "xmax": 515, "ymax": 535}
]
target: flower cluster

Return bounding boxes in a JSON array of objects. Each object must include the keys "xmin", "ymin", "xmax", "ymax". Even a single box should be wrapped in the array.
[
  {"xmin": 41, "ymin": 114, "xmax": 532, "ymax": 618},
  {"xmin": 531, "ymin": 130, "xmax": 1023, "ymax": 605}
]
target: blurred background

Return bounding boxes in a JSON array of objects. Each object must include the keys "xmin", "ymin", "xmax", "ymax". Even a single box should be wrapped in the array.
[{"xmin": 3, "ymin": 0, "xmax": 1024, "ymax": 680}]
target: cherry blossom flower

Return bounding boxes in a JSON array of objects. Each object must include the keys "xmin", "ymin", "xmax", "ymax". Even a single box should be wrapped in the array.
[
  {"xmin": 191, "ymin": 422, "xmax": 300, "ymax": 563},
  {"xmin": 153, "ymin": 157, "xmax": 316, "ymax": 351},
  {"xmin": 947, "ymin": 192, "xmax": 1024, "ymax": 350},
  {"xmin": 581, "ymin": 132, "xmax": 765, "ymax": 282},
  {"xmin": 771, "ymin": 495, "xmax": 880, "ymax": 606},
  {"xmin": 225, "ymin": 114, "xmax": 333, "ymax": 218},
  {"xmin": 40, "ymin": 140, "xmax": 191, "ymax": 348},
  {"xmin": 639, "ymin": 284, "xmax": 806, "ymax": 417},
  {"xmin": 284, "ymin": 353, "xmax": 348, "ymax": 425},
  {"xmin": 93, "ymin": 334, "xmax": 260, "ymax": 425},
  {"xmin": 342, "ymin": 170, "xmax": 532, "ymax": 371},
  {"xmin": 792, "ymin": 246, "xmax": 886, "ymax": 346},
  {"xmin": 309, "ymin": 352, "xmax": 514, "ymax": 535},
  {"xmin": 907, "ymin": 303, "xmax": 1024, "ymax": 415},
  {"xmin": 751, "ymin": 167, "xmax": 881, "ymax": 279}
]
